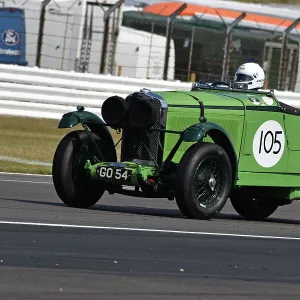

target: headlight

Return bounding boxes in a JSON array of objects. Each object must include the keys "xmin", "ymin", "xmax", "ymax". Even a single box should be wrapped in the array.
[
  {"xmin": 101, "ymin": 96, "xmax": 128, "ymax": 127},
  {"xmin": 128, "ymin": 98, "xmax": 156, "ymax": 129}
]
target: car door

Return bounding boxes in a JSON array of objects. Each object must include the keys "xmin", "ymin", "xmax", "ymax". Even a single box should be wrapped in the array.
[
  {"xmin": 281, "ymin": 103, "xmax": 300, "ymax": 174},
  {"xmin": 238, "ymin": 100, "xmax": 288, "ymax": 175}
]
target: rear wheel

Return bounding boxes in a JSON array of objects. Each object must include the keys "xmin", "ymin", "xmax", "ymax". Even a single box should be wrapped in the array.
[
  {"xmin": 52, "ymin": 130, "xmax": 115, "ymax": 208},
  {"xmin": 230, "ymin": 188, "xmax": 278, "ymax": 220},
  {"xmin": 175, "ymin": 142, "xmax": 232, "ymax": 220}
]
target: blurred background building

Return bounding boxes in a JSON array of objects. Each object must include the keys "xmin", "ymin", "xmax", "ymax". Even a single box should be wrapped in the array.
[{"xmin": 1, "ymin": 0, "xmax": 300, "ymax": 91}]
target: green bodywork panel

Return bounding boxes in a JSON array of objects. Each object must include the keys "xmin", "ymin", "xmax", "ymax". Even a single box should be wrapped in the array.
[
  {"xmin": 183, "ymin": 122, "xmax": 237, "ymax": 143},
  {"xmin": 58, "ymin": 110, "xmax": 112, "ymax": 137},
  {"xmin": 238, "ymin": 111, "xmax": 288, "ymax": 173},
  {"xmin": 152, "ymin": 88, "xmax": 300, "ymax": 194},
  {"xmin": 283, "ymin": 114, "xmax": 300, "ymax": 151},
  {"xmin": 156, "ymin": 90, "xmax": 245, "ymax": 164}
]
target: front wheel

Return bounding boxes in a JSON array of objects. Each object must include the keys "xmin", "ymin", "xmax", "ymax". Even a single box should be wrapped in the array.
[
  {"xmin": 175, "ymin": 142, "xmax": 232, "ymax": 220},
  {"xmin": 230, "ymin": 188, "xmax": 278, "ymax": 221},
  {"xmin": 52, "ymin": 130, "xmax": 114, "ymax": 208}
]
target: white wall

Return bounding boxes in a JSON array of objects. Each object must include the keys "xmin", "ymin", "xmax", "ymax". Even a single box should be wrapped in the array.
[
  {"xmin": 1, "ymin": 0, "xmax": 174, "ymax": 80},
  {"xmin": 115, "ymin": 26, "xmax": 175, "ymax": 80},
  {"xmin": 1, "ymin": 0, "xmax": 122, "ymax": 71},
  {"xmin": 2, "ymin": 0, "xmax": 84, "ymax": 68}
]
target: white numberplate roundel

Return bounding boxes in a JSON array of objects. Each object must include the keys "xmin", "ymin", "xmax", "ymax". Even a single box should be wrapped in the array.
[
  {"xmin": 252, "ymin": 120, "xmax": 285, "ymax": 168},
  {"xmin": 97, "ymin": 167, "xmax": 131, "ymax": 181}
]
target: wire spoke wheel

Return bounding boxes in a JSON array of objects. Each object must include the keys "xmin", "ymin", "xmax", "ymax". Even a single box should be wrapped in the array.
[
  {"xmin": 193, "ymin": 157, "xmax": 223, "ymax": 209},
  {"xmin": 176, "ymin": 142, "xmax": 232, "ymax": 220}
]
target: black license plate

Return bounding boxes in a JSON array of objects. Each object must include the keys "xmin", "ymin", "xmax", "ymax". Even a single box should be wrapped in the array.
[{"xmin": 96, "ymin": 166, "xmax": 132, "ymax": 181}]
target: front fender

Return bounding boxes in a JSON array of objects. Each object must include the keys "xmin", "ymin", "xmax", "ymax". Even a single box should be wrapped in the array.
[
  {"xmin": 182, "ymin": 122, "xmax": 238, "ymax": 188},
  {"xmin": 59, "ymin": 110, "xmax": 104, "ymax": 129},
  {"xmin": 59, "ymin": 110, "xmax": 111, "ymax": 137},
  {"xmin": 182, "ymin": 122, "xmax": 230, "ymax": 143},
  {"xmin": 58, "ymin": 110, "xmax": 117, "ymax": 161}
]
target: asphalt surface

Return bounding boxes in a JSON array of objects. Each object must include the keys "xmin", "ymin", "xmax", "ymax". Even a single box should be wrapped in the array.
[{"xmin": 1, "ymin": 172, "xmax": 300, "ymax": 299}]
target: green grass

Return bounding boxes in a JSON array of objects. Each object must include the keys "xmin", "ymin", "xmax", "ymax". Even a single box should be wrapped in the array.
[
  {"xmin": 0, "ymin": 160, "xmax": 52, "ymax": 175},
  {"xmin": 0, "ymin": 115, "xmax": 121, "ymax": 175}
]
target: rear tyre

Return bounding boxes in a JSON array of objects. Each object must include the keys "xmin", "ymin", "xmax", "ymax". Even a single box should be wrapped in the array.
[
  {"xmin": 230, "ymin": 188, "xmax": 278, "ymax": 221},
  {"xmin": 52, "ymin": 130, "xmax": 115, "ymax": 208},
  {"xmin": 175, "ymin": 142, "xmax": 232, "ymax": 220}
]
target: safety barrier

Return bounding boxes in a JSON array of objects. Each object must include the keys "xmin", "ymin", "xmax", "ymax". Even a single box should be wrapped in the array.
[{"xmin": 0, "ymin": 64, "xmax": 299, "ymax": 119}]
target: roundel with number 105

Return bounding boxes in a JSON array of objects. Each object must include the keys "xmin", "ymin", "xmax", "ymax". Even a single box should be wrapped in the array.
[{"xmin": 252, "ymin": 120, "xmax": 285, "ymax": 168}]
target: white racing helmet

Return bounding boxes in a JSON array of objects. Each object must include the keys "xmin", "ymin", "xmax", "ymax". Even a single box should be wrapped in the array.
[{"xmin": 234, "ymin": 63, "xmax": 265, "ymax": 90}]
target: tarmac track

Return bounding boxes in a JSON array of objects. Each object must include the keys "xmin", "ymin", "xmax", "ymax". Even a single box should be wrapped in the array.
[{"xmin": 0, "ymin": 172, "xmax": 300, "ymax": 299}]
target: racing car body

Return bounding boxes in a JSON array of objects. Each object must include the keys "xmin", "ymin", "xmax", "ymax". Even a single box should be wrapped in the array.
[{"xmin": 52, "ymin": 82, "xmax": 300, "ymax": 220}]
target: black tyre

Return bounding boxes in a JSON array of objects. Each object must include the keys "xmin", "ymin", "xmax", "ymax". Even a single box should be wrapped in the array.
[
  {"xmin": 52, "ymin": 130, "xmax": 116, "ymax": 208},
  {"xmin": 230, "ymin": 188, "xmax": 278, "ymax": 221},
  {"xmin": 175, "ymin": 142, "xmax": 232, "ymax": 220}
]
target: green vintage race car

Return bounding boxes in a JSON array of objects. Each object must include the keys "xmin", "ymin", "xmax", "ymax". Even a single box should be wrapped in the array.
[{"xmin": 52, "ymin": 81, "xmax": 300, "ymax": 221}]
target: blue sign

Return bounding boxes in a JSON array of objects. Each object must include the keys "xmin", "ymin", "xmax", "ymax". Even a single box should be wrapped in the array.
[{"xmin": 0, "ymin": 8, "xmax": 27, "ymax": 65}]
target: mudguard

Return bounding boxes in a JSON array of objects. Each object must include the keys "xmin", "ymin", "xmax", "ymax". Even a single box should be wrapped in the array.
[
  {"xmin": 182, "ymin": 122, "xmax": 230, "ymax": 142},
  {"xmin": 58, "ymin": 110, "xmax": 117, "ymax": 161},
  {"xmin": 59, "ymin": 110, "xmax": 104, "ymax": 128},
  {"xmin": 182, "ymin": 121, "xmax": 238, "ymax": 189}
]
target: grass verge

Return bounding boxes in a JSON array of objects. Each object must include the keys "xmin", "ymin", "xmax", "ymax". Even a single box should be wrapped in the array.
[
  {"xmin": 0, "ymin": 115, "xmax": 121, "ymax": 175},
  {"xmin": 0, "ymin": 160, "xmax": 52, "ymax": 175}
]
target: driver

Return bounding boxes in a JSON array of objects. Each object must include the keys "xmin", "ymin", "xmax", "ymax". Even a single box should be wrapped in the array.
[{"xmin": 233, "ymin": 62, "xmax": 265, "ymax": 90}]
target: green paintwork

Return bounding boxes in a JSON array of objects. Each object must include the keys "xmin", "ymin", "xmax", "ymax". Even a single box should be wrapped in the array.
[
  {"xmin": 238, "ymin": 111, "xmax": 287, "ymax": 174},
  {"xmin": 151, "ymin": 87, "xmax": 300, "ymax": 197},
  {"xmin": 283, "ymin": 114, "xmax": 300, "ymax": 151},
  {"xmin": 238, "ymin": 172, "xmax": 300, "ymax": 188},
  {"xmin": 183, "ymin": 122, "xmax": 235, "ymax": 143},
  {"xmin": 58, "ymin": 113, "xmax": 80, "ymax": 128},
  {"xmin": 58, "ymin": 110, "xmax": 111, "ymax": 137},
  {"xmin": 155, "ymin": 90, "xmax": 245, "ymax": 164}
]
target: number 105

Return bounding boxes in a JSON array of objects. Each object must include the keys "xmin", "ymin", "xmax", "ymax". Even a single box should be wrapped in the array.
[{"xmin": 259, "ymin": 130, "xmax": 282, "ymax": 154}]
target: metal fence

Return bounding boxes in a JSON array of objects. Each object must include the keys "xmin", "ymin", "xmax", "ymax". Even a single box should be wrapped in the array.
[
  {"xmin": 122, "ymin": 7, "xmax": 300, "ymax": 91},
  {"xmin": 2, "ymin": 0, "xmax": 300, "ymax": 92}
]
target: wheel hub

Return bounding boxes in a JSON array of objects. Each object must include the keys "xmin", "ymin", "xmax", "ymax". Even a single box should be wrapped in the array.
[{"xmin": 208, "ymin": 176, "xmax": 216, "ymax": 191}]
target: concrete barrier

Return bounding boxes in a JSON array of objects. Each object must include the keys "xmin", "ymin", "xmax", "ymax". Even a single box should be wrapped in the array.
[{"xmin": 0, "ymin": 64, "xmax": 299, "ymax": 119}]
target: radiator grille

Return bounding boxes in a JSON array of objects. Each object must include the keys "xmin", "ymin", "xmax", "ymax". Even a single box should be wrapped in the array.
[{"xmin": 121, "ymin": 92, "xmax": 163, "ymax": 166}]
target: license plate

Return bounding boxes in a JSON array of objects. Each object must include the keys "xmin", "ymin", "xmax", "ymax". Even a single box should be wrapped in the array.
[{"xmin": 96, "ymin": 166, "xmax": 132, "ymax": 181}]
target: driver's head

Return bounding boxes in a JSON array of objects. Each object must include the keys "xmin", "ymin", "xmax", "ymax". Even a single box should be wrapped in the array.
[{"xmin": 234, "ymin": 62, "xmax": 265, "ymax": 90}]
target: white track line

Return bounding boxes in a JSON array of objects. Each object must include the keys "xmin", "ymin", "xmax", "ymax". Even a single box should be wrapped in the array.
[
  {"xmin": 0, "ymin": 156, "xmax": 51, "ymax": 167},
  {"xmin": 0, "ymin": 172, "xmax": 51, "ymax": 177},
  {"xmin": 0, "ymin": 220, "xmax": 299, "ymax": 241},
  {"xmin": 0, "ymin": 179, "xmax": 51, "ymax": 184}
]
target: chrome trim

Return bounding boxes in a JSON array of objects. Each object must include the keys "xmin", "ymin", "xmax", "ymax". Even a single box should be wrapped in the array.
[
  {"xmin": 145, "ymin": 91, "xmax": 168, "ymax": 166},
  {"xmin": 140, "ymin": 88, "xmax": 152, "ymax": 93},
  {"xmin": 147, "ymin": 92, "xmax": 168, "ymax": 109}
]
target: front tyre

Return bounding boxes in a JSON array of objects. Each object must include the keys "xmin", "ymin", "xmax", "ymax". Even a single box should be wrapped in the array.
[
  {"xmin": 176, "ymin": 142, "xmax": 232, "ymax": 220},
  {"xmin": 230, "ymin": 188, "xmax": 278, "ymax": 221},
  {"xmin": 52, "ymin": 130, "xmax": 113, "ymax": 208}
]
